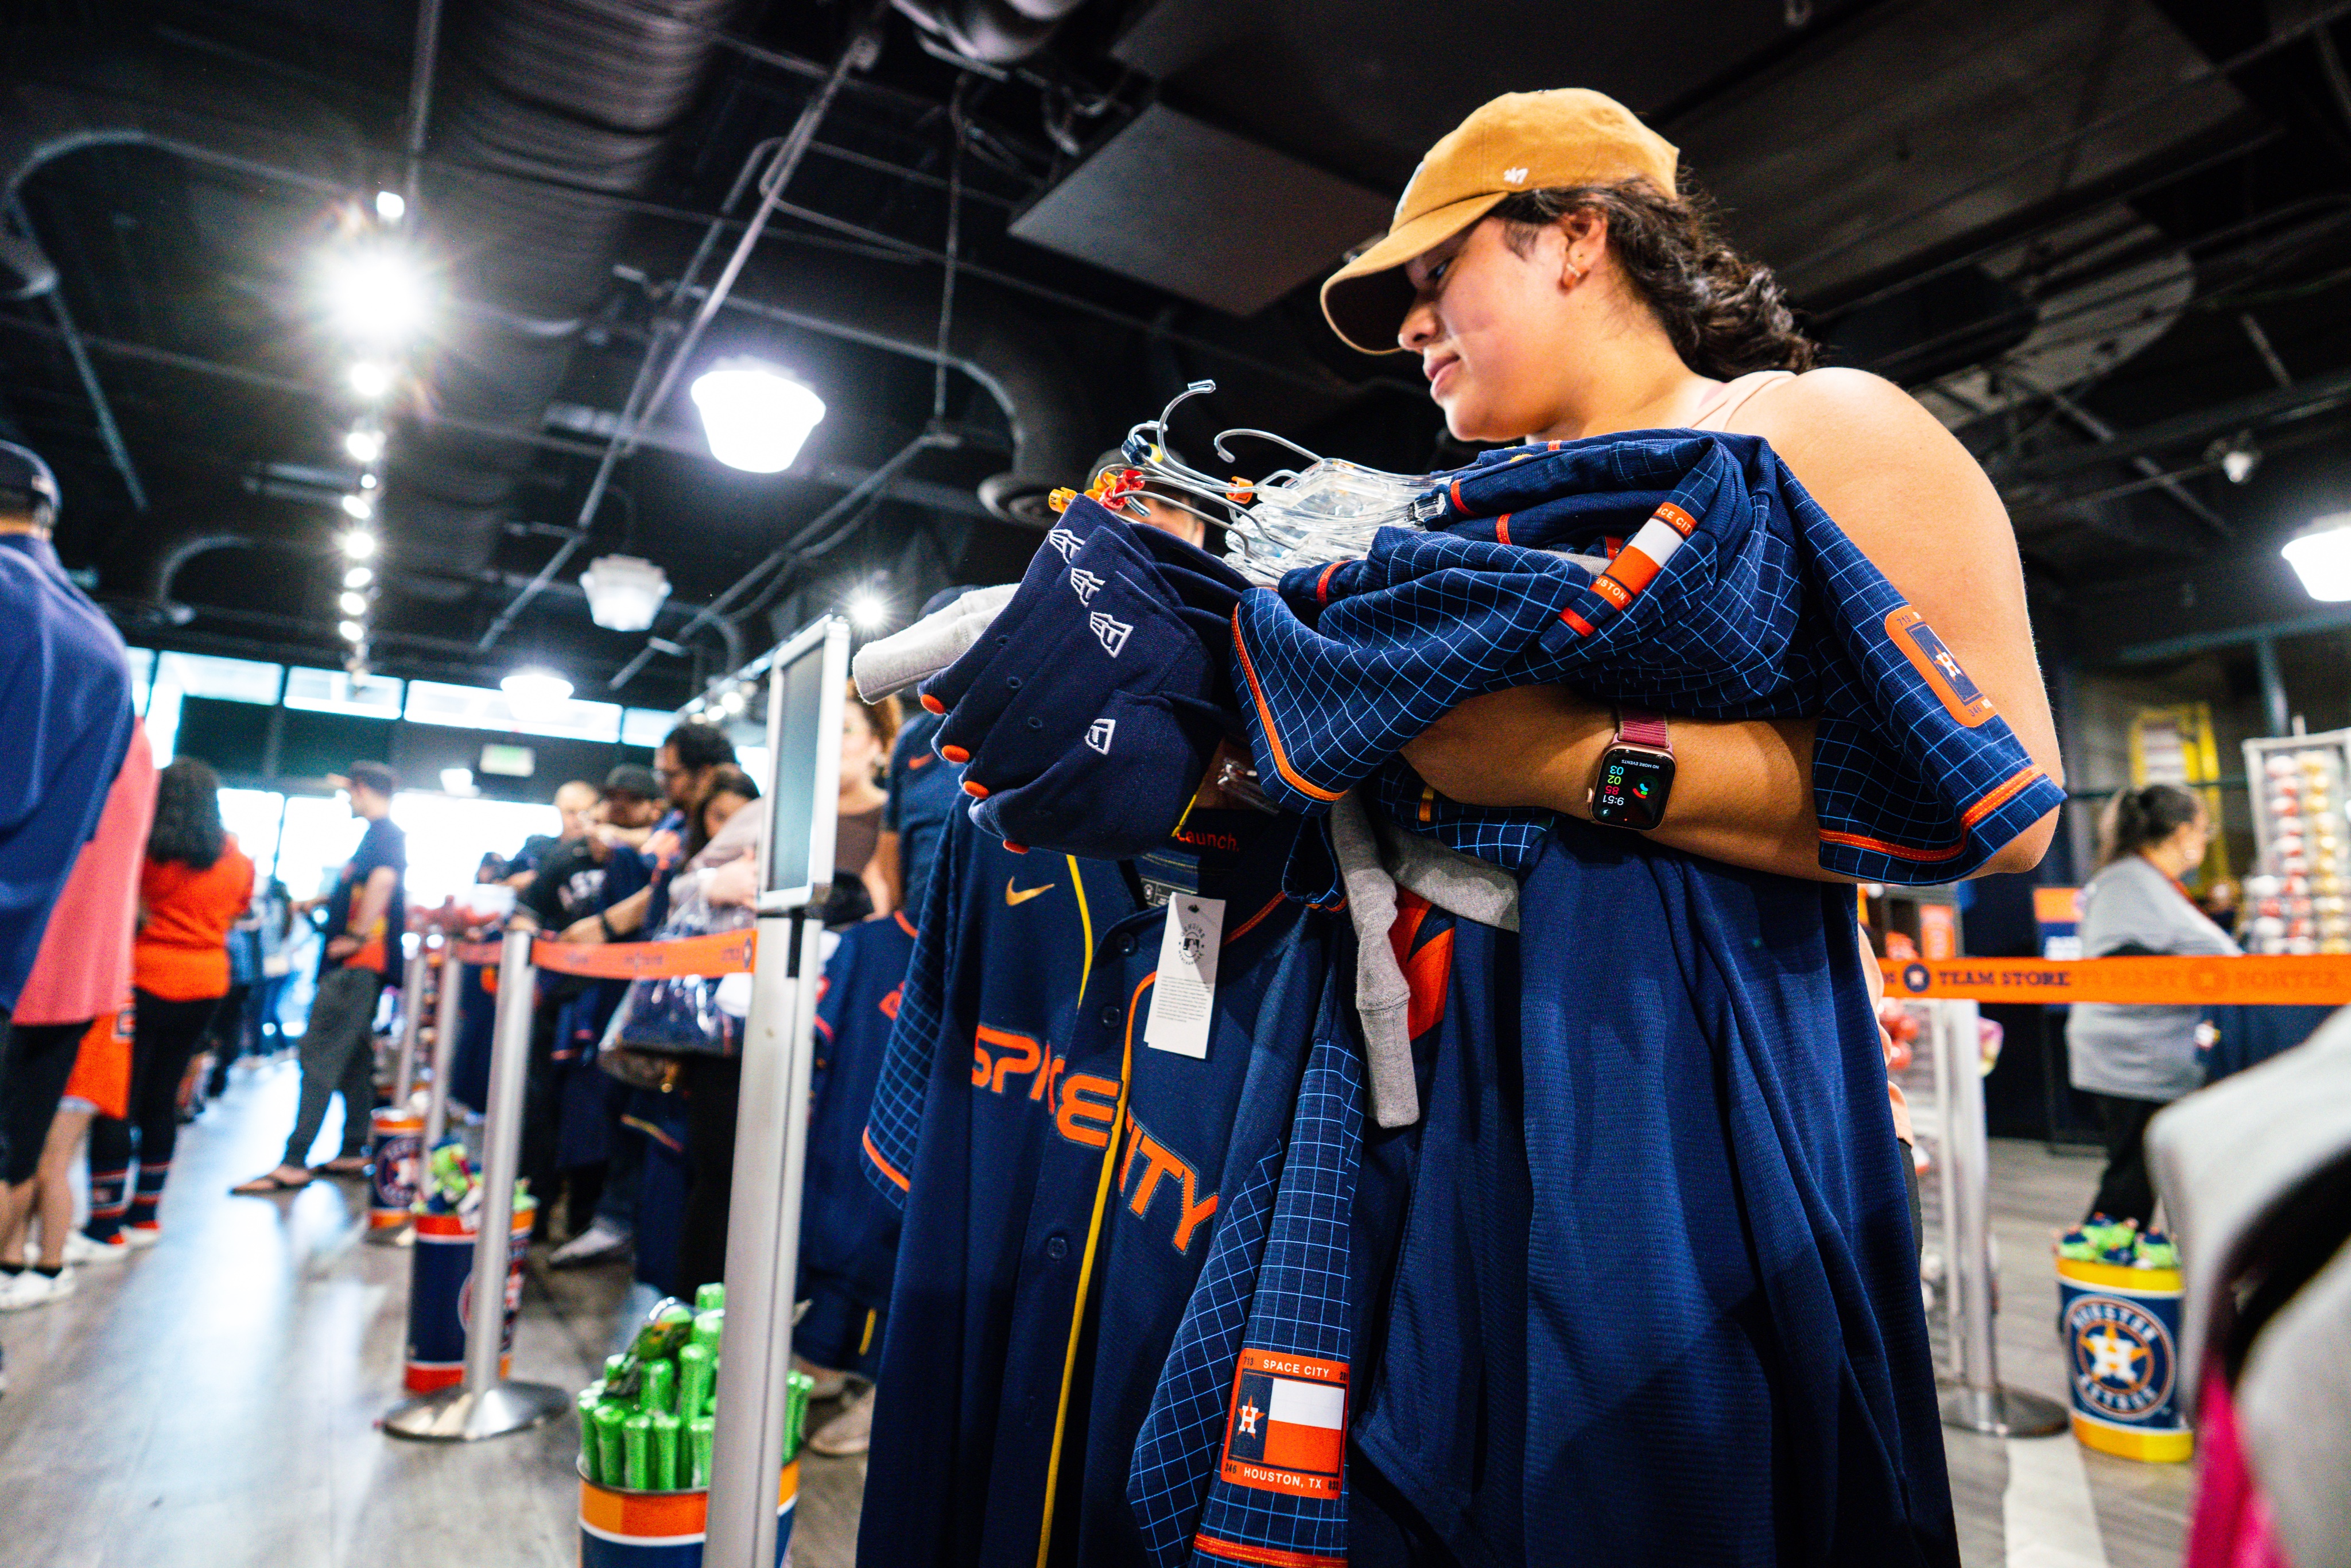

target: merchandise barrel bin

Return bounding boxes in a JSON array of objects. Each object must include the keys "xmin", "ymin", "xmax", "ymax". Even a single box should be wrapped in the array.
[
  {"xmin": 366, "ymin": 1107, "xmax": 424, "ymax": 1230},
  {"xmin": 404, "ymin": 1196, "xmax": 534, "ymax": 1392},
  {"xmin": 2056, "ymin": 1256, "xmax": 2192, "ymax": 1462},
  {"xmin": 578, "ymin": 1461, "xmax": 798, "ymax": 1567}
]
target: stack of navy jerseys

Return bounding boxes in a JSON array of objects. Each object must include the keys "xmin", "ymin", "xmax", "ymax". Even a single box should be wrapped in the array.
[
  {"xmin": 862, "ymin": 806, "xmax": 1418, "ymax": 1566},
  {"xmin": 797, "ymin": 908, "xmax": 920, "ymax": 1373},
  {"xmin": 1229, "ymin": 429, "xmax": 2061, "ymax": 892}
]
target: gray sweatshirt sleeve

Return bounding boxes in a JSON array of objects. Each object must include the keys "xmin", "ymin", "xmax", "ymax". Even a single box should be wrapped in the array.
[{"xmin": 2066, "ymin": 857, "xmax": 2240, "ymax": 1101}]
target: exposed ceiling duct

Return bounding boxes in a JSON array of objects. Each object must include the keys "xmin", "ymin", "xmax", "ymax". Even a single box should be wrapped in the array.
[
  {"xmin": 387, "ymin": 0, "xmax": 751, "ymax": 593},
  {"xmin": 893, "ymin": 0, "xmax": 1090, "ymax": 66}
]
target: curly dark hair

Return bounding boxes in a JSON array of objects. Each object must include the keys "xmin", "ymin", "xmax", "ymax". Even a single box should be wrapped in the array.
[
  {"xmin": 687, "ymin": 764, "xmax": 762, "ymax": 859},
  {"xmin": 149, "ymin": 756, "xmax": 227, "ymax": 870},
  {"xmin": 1491, "ymin": 179, "xmax": 1815, "ymax": 380},
  {"xmin": 662, "ymin": 720, "xmax": 737, "ymax": 773}
]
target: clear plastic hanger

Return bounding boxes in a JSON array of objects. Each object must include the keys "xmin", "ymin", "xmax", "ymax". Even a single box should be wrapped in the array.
[{"xmin": 1061, "ymin": 382, "xmax": 1433, "ymax": 586}]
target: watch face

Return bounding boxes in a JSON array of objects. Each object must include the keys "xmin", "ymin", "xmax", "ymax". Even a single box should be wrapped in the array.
[{"xmin": 1592, "ymin": 747, "xmax": 1674, "ymax": 831}]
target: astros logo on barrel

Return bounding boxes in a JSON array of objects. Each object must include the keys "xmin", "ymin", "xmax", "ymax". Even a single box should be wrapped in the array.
[{"xmin": 2065, "ymin": 1293, "xmax": 2174, "ymax": 1421}]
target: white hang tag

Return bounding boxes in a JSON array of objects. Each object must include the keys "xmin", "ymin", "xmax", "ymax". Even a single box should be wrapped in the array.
[{"xmin": 1143, "ymin": 893, "xmax": 1224, "ymax": 1058}]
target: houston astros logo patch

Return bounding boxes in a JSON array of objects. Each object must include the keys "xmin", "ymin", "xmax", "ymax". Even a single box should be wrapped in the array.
[
  {"xmin": 1886, "ymin": 606, "xmax": 1995, "ymax": 728},
  {"xmin": 1219, "ymin": 1348, "xmax": 1347, "ymax": 1499}
]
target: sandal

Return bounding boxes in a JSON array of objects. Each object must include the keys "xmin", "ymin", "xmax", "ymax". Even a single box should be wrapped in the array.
[
  {"xmin": 231, "ymin": 1171, "xmax": 311, "ymax": 1195},
  {"xmin": 313, "ymin": 1158, "xmax": 370, "ymax": 1178}
]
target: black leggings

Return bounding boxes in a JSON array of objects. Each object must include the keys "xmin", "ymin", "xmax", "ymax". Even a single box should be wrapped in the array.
[
  {"xmin": 2, "ymin": 1021, "xmax": 88, "ymax": 1185},
  {"xmin": 88, "ymin": 991, "xmax": 222, "ymax": 1232},
  {"xmin": 2085, "ymin": 1092, "xmax": 2167, "ymax": 1228}
]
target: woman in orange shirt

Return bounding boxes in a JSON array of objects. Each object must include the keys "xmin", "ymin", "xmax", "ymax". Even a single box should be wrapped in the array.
[{"xmin": 83, "ymin": 759, "xmax": 253, "ymax": 1245}]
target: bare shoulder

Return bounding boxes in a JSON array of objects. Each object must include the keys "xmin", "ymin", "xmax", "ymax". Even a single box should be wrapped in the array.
[{"xmin": 1727, "ymin": 366, "xmax": 2000, "ymax": 527}]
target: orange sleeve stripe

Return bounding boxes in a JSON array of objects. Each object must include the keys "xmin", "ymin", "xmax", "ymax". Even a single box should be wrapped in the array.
[
  {"xmin": 894, "ymin": 909, "xmax": 918, "ymax": 938},
  {"xmin": 1225, "ymin": 893, "xmax": 1286, "ymax": 947},
  {"xmin": 1818, "ymin": 829, "xmax": 1966, "ymax": 864},
  {"xmin": 1193, "ymin": 1534, "xmax": 1347, "ymax": 1567},
  {"xmin": 1230, "ymin": 611, "xmax": 1345, "ymax": 803},
  {"xmin": 862, "ymin": 1128, "xmax": 910, "ymax": 1192},
  {"xmin": 1558, "ymin": 607, "xmax": 1596, "ymax": 636},
  {"xmin": 1313, "ymin": 561, "xmax": 1341, "ymax": 604},
  {"xmin": 1603, "ymin": 545, "xmax": 1662, "ymax": 596},
  {"xmin": 1493, "ymin": 513, "xmax": 1512, "ymax": 545},
  {"xmin": 1961, "ymin": 766, "xmax": 2047, "ymax": 828}
]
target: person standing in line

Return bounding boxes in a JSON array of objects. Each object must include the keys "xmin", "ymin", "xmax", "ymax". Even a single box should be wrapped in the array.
[
  {"xmin": 2067, "ymin": 783, "xmax": 2237, "ymax": 1228},
  {"xmin": 0, "ymin": 720, "xmax": 154, "ymax": 1299},
  {"xmin": 234, "ymin": 762, "xmax": 405, "ymax": 1195},
  {"xmin": 584, "ymin": 721, "xmax": 737, "ymax": 944},
  {"xmin": 81, "ymin": 759, "xmax": 253, "ymax": 1245},
  {"xmin": 831, "ymin": 685, "xmax": 898, "ymax": 922}
]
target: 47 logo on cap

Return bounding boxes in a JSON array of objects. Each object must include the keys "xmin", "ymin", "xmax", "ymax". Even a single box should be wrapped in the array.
[
  {"xmin": 1089, "ymin": 611, "xmax": 1132, "ymax": 657},
  {"xmin": 1218, "ymin": 1348, "xmax": 1347, "ymax": 1498}
]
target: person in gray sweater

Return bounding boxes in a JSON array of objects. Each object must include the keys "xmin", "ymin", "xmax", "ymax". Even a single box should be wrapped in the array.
[{"xmin": 2067, "ymin": 782, "xmax": 2238, "ymax": 1226}]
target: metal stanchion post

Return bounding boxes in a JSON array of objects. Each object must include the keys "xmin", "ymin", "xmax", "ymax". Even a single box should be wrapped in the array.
[
  {"xmin": 422, "ymin": 937, "xmax": 462, "ymax": 1150},
  {"xmin": 390, "ymin": 946, "xmax": 428, "ymax": 1106},
  {"xmin": 1933, "ymin": 998, "xmax": 2067, "ymax": 1437},
  {"xmin": 704, "ymin": 911, "xmax": 824, "ymax": 1568},
  {"xmin": 385, "ymin": 928, "xmax": 569, "ymax": 1441}
]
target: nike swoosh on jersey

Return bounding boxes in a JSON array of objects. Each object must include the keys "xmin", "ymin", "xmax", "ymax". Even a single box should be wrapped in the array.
[{"xmin": 1004, "ymin": 878, "xmax": 1057, "ymax": 907}]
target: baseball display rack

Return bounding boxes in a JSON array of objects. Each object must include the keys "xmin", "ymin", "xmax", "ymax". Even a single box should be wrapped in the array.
[{"xmin": 2242, "ymin": 729, "xmax": 2351, "ymax": 956}]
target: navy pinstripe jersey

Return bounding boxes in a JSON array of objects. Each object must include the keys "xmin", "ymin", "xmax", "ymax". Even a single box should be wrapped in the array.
[
  {"xmin": 1229, "ymin": 430, "xmax": 2061, "ymax": 891},
  {"xmin": 858, "ymin": 807, "xmax": 1339, "ymax": 1568}
]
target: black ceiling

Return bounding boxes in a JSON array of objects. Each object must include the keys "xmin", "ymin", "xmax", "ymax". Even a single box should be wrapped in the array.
[{"xmin": 5, "ymin": 0, "xmax": 2351, "ymax": 710}]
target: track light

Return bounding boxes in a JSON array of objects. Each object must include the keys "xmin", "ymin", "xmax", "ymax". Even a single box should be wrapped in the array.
[
  {"xmin": 344, "ymin": 426, "xmax": 385, "ymax": 464},
  {"xmin": 344, "ymin": 566, "xmax": 374, "ymax": 589},
  {"xmin": 338, "ymin": 619, "xmax": 366, "ymax": 642},
  {"xmin": 339, "ymin": 591, "xmax": 369, "ymax": 616},
  {"xmin": 340, "ymin": 530, "xmax": 378, "ymax": 560},
  {"xmin": 341, "ymin": 493, "xmax": 373, "ymax": 520},
  {"xmin": 360, "ymin": 473, "xmax": 378, "ymax": 491},
  {"xmin": 348, "ymin": 361, "xmax": 393, "ymax": 399},
  {"xmin": 719, "ymin": 688, "xmax": 747, "ymax": 716},
  {"xmin": 375, "ymin": 190, "xmax": 406, "ymax": 223},
  {"xmin": 847, "ymin": 589, "xmax": 889, "ymax": 630},
  {"xmin": 324, "ymin": 248, "xmax": 430, "ymax": 346},
  {"xmin": 690, "ymin": 358, "xmax": 825, "ymax": 473}
]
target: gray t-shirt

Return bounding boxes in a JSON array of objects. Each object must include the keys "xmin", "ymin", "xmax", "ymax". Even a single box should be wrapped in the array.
[{"xmin": 2066, "ymin": 854, "xmax": 2239, "ymax": 1102}]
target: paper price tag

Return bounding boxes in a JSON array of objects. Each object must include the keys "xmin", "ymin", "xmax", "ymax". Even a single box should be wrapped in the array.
[{"xmin": 1143, "ymin": 893, "xmax": 1223, "ymax": 1058}]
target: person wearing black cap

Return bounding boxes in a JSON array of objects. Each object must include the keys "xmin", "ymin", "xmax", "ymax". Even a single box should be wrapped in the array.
[{"xmin": 235, "ymin": 762, "xmax": 405, "ymax": 1195}]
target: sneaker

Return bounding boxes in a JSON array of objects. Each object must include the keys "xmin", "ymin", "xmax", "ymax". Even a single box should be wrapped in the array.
[
  {"xmin": 62, "ymin": 1231, "xmax": 130, "ymax": 1267},
  {"xmin": 122, "ymin": 1223, "xmax": 162, "ymax": 1249},
  {"xmin": 793, "ymin": 1359, "xmax": 849, "ymax": 1402},
  {"xmin": 806, "ymin": 1384, "xmax": 875, "ymax": 1457},
  {"xmin": 548, "ymin": 1218, "xmax": 634, "ymax": 1269},
  {"xmin": 0, "ymin": 1269, "xmax": 75, "ymax": 1311}
]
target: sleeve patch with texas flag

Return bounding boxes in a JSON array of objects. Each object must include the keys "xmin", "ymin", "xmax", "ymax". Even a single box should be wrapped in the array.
[{"xmin": 1217, "ymin": 1351, "xmax": 1348, "ymax": 1497}]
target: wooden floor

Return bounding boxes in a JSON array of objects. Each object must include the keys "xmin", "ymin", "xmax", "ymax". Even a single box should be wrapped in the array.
[{"xmin": 0, "ymin": 1067, "xmax": 2186, "ymax": 1566}]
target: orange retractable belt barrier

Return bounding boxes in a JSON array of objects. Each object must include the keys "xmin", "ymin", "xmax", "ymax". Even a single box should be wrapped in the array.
[
  {"xmin": 530, "ymin": 929, "xmax": 754, "ymax": 979},
  {"xmin": 455, "ymin": 942, "xmax": 505, "ymax": 966},
  {"xmin": 1881, "ymin": 954, "xmax": 2351, "ymax": 1006}
]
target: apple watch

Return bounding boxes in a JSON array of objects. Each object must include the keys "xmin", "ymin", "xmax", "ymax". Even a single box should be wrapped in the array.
[{"xmin": 1589, "ymin": 707, "xmax": 1675, "ymax": 831}]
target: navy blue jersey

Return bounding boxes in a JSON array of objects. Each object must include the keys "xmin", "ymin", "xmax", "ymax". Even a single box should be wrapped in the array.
[
  {"xmin": 887, "ymin": 708, "xmax": 962, "ymax": 911},
  {"xmin": 0, "ymin": 531, "xmax": 131, "ymax": 1012},
  {"xmin": 1362, "ymin": 822, "xmax": 1950, "ymax": 1566},
  {"xmin": 798, "ymin": 909, "xmax": 920, "ymax": 1370},
  {"xmin": 861, "ymin": 806, "xmax": 1336, "ymax": 1568}
]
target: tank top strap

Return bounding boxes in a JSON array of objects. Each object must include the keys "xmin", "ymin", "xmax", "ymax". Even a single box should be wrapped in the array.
[{"xmin": 1687, "ymin": 370, "xmax": 1797, "ymax": 432}]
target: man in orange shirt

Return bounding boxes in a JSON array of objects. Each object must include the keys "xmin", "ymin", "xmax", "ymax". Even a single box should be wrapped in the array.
[{"xmin": 236, "ymin": 762, "xmax": 406, "ymax": 1194}]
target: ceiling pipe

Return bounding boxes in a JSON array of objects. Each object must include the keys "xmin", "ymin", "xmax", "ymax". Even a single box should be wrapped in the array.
[{"xmin": 475, "ymin": 0, "xmax": 893, "ymax": 653}]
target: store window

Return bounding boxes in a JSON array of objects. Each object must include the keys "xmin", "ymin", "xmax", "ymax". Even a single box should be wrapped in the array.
[
  {"xmin": 284, "ymin": 666, "xmax": 404, "ymax": 719},
  {"xmin": 622, "ymin": 707, "xmax": 677, "ymax": 750},
  {"xmin": 403, "ymin": 679, "xmax": 624, "ymax": 743},
  {"xmin": 145, "ymin": 652, "xmax": 283, "ymax": 764},
  {"xmin": 125, "ymin": 647, "xmax": 154, "ymax": 716},
  {"xmin": 219, "ymin": 788, "xmax": 289, "ymax": 880}
]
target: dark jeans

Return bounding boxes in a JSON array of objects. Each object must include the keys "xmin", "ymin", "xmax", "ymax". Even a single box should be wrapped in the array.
[
  {"xmin": 2086, "ymin": 1092, "xmax": 2168, "ymax": 1228},
  {"xmin": 281, "ymin": 967, "xmax": 383, "ymax": 1167},
  {"xmin": 204, "ymin": 983, "xmax": 251, "ymax": 1095},
  {"xmin": 87, "ymin": 991, "xmax": 221, "ymax": 1234},
  {"xmin": 677, "ymin": 1054, "xmax": 741, "ymax": 1298}
]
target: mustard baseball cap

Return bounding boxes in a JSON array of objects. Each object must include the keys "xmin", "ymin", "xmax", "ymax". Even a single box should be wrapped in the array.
[{"xmin": 1320, "ymin": 88, "xmax": 1678, "ymax": 354}]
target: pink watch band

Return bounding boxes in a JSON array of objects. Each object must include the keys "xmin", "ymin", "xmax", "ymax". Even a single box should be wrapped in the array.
[{"xmin": 1617, "ymin": 707, "xmax": 1671, "ymax": 752}]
